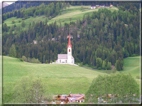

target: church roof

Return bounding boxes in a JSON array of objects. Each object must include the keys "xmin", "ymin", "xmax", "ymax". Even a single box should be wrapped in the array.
[
  {"xmin": 58, "ymin": 54, "xmax": 74, "ymax": 59},
  {"xmin": 67, "ymin": 35, "xmax": 72, "ymax": 48},
  {"xmin": 58, "ymin": 54, "xmax": 67, "ymax": 59}
]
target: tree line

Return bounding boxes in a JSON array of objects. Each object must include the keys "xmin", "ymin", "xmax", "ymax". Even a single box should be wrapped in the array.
[
  {"xmin": 2, "ymin": 1, "xmax": 52, "ymax": 14},
  {"xmin": 3, "ymin": 2, "xmax": 68, "ymax": 21}
]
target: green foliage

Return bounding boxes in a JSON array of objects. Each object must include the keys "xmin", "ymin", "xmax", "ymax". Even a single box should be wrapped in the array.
[
  {"xmin": 86, "ymin": 74, "xmax": 140, "ymax": 103},
  {"xmin": 30, "ymin": 58, "xmax": 41, "ymax": 63},
  {"xmin": 107, "ymin": 62, "xmax": 111, "ymax": 70},
  {"xmin": 3, "ymin": 2, "xmax": 66, "ymax": 21},
  {"xmin": 12, "ymin": 76, "xmax": 45, "ymax": 103},
  {"xmin": 21, "ymin": 56, "xmax": 27, "ymax": 61},
  {"xmin": 96, "ymin": 58, "xmax": 102, "ymax": 69},
  {"xmin": 21, "ymin": 56, "xmax": 40, "ymax": 63},
  {"xmin": 102, "ymin": 60, "xmax": 106, "ymax": 70},
  {"xmin": 115, "ymin": 59, "xmax": 123, "ymax": 71},
  {"xmin": 9, "ymin": 44, "xmax": 17, "ymax": 57}
]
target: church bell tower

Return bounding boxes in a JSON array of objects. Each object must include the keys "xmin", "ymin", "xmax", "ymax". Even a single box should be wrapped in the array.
[{"xmin": 67, "ymin": 35, "xmax": 72, "ymax": 64}]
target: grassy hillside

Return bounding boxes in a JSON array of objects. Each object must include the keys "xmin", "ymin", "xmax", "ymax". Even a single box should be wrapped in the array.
[
  {"xmin": 3, "ymin": 56, "xmax": 141, "ymax": 103},
  {"xmin": 123, "ymin": 56, "xmax": 140, "ymax": 75},
  {"xmin": 3, "ymin": 56, "xmax": 106, "ymax": 102},
  {"xmin": 48, "ymin": 5, "xmax": 118, "ymax": 26},
  {"xmin": 3, "ymin": 16, "xmax": 47, "ymax": 32},
  {"xmin": 3, "ymin": 5, "xmax": 118, "ymax": 28},
  {"xmin": 4, "ymin": 16, "xmax": 47, "ymax": 27},
  {"xmin": 120, "ymin": 56, "xmax": 141, "ymax": 85}
]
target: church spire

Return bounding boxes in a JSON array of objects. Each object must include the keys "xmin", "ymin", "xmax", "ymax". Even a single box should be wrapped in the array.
[{"xmin": 67, "ymin": 34, "xmax": 72, "ymax": 48}]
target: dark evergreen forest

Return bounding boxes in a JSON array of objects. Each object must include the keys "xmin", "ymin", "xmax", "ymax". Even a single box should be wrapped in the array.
[
  {"xmin": 2, "ymin": 1, "xmax": 141, "ymax": 71},
  {"xmin": 2, "ymin": 1, "xmax": 52, "ymax": 14}
]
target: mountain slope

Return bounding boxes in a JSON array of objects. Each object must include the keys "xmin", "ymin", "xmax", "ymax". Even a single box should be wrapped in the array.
[
  {"xmin": 2, "ymin": 2, "xmax": 140, "ymax": 71},
  {"xmin": 3, "ymin": 5, "xmax": 118, "ymax": 27},
  {"xmin": 48, "ymin": 5, "xmax": 118, "ymax": 25},
  {"xmin": 2, "ymin": 1, "xmax": 51, "ymax": 13}
]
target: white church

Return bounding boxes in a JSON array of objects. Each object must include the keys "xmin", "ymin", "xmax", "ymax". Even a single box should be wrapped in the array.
[{"xmin": 56, "ymin": 35, "xmax": 75, "ymax": 64}]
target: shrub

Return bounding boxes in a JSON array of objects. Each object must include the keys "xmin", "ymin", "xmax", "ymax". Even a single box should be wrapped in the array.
[
  {"xmin": 12, "ymin": 20, "xmax": 15, "ymax": 24},
  {"xmin": 115, "ymin": 59, "xmax": 123, "ymax": 71},
  {"xmin": 30, "ymin": 58, "xmax": 40, "ymax": 63},
  {"xmin": 21, "ymin": 56, "xmax": 41, "ymax": 63},
  {"xmin": 136, "ymin": 75, "xmax": 141, "ymax": 79},
  {"xmin": 21, "ymin": 56, "xmax": 27, "ymax": 62},
  {"xmin": 12, "ymin": 76, "xmax": 45, "ymax": 103},
  {"xmin": 107, "ymin": 62, "xmax": 111, "ymax": 70},
  {"xmin": 85, "ymin": 74, "xmax": 140, "ymax": 103},
  {"xmin": 96, "ymin": 58, "xmax": 102, "ymax": 69}
]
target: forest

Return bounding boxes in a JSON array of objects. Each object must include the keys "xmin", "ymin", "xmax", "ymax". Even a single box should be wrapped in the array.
[{"xmin": 2, "ymin": 1, "xmax": 140, "ymax": 71}]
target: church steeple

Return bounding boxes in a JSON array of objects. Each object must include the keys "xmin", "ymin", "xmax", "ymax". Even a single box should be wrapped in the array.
[
  {"xmin": 67, "ymin": 34, "xmax": 72, "ymax": 64},
  {"xmin": 67, "ymin": 35, "xmax": 72, "ymax": 48}
]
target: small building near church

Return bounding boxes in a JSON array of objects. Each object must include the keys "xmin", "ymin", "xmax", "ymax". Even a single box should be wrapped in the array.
[
  {"xmin": 56, "ymin": 35, "xmax": 75, "ymax": 64},
  {"xmin": 53, "ymin": 94, "xmax": 85, "ymax": 104}
]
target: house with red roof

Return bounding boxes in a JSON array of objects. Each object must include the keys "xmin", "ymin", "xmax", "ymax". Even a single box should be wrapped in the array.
[{"xmin": 54, "ymin": 94, "xmax": 85, "ymax": 104}]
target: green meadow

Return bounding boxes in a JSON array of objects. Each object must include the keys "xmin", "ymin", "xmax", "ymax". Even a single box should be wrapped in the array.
[
  {"xmin": 119, "ymin": 56, "xmax": 141, "ymax": 87},
  {"xmin": 48, "ymin": 6, "xmax": 118, "ymax": 25},
  {"xmin": 3, "ymin": 56, "xmax": 105, "ymax": 102},
  {"xmin": 4, "ymin": 5, "xmax": 119, "ymax": 28},
  {"xmin": 4, "ymin": 16, "xmax": 47, "ymax": 27},
  {"xmin": 3, "ymin": 16, "xmax": 47, "ymax": 32},
  {"xmin": 3, "ymin": 56, "xmax": 141, "ymax": 103}
]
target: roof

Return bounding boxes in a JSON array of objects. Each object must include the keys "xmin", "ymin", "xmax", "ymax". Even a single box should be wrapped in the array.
[
  {"xmin": 54, "ymin": 94, "xmax": 85, "ymax": 103},
  {"xmin": 67, "ymin": 94, "xmax": 85, "ymax": 102},
  {"xmin": 67, "ymin": 35, "xmax": 72, "ymax": 48},
  {"xmin": 67, "ymin": 97, "xmax": 77, "ymax": 102},
  {"xmin": 58, "ymin": 54, "xmax": 74, "ymax": 59},
  {"xmin": 58, "ymin": 54, "xmax": 67, "ymax": 59},
  {"xmin": 69, "ymin": 94, "xmax": 85, "ymax": 97}
]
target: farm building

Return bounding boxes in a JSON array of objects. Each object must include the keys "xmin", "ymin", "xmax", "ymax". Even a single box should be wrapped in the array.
[{"xmin": 53, "ymin": 94, "xmax": 85, "ymax": 104}]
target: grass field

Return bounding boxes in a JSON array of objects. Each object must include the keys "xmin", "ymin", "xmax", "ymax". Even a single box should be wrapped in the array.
[
  {"xmin": 48, "ymin": 6, "xmax": 118, "ymax": 26},
  {"xmin": 119, "ymin": 56, "xmax": 141, "ymax": 86},
  {"xmin": 3, "ymin": 56, "xmax": 141, "ymax": 103},
  {"xmin": 3, "ymin": 16, "xmax": 47, "ymax": 32},
  {"xmin": 3, "ymin": 56, "xmax": 106, "ymax": 103}
]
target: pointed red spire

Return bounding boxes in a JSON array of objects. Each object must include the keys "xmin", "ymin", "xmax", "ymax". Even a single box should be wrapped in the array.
[{"xmin": 67, "ymin": 35, "xmax": 72, "ymax": 48}]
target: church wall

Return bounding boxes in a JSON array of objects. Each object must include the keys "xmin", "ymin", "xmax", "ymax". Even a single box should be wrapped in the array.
[
  {"xmin": 72, "ymin": 59, "xmax": 74, "ymax": 64},
  {"xmin": 58, "ymin": 59, "xmax": 67, "ymax": 63}
]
